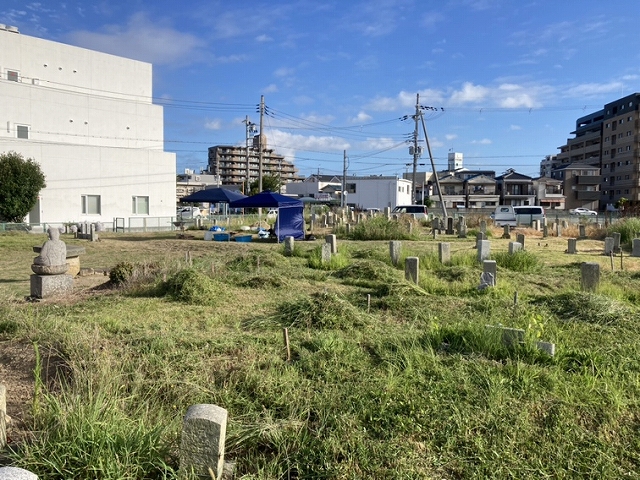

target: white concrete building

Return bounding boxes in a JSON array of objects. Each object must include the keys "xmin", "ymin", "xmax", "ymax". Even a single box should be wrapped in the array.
[{"xmin": 0, "ymin": 27, "xmax": 176, "ymax": 225}]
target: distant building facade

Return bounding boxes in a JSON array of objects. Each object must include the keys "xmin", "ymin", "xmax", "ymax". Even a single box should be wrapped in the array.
[{"xmin": 207, "ymin": 134, "xmax": 300, "ymax": 191}]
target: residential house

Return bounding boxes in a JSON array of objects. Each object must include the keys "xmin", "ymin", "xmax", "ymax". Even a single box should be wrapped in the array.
[{"xmin": 495, "ymin": 169, "xmax": 536, "ymax": 206}]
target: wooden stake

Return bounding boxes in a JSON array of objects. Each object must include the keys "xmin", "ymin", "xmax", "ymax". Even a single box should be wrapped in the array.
[
  {"xmin": 283, "ymin": 328, "xmax": 291, "ymax": 362},
  {"xmin": 367, "ymin": 294, "xmax": 371, "ymax": 313}
]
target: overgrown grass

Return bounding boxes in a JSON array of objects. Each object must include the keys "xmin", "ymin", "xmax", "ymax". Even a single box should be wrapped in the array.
[
  {"xmin": 607, "ymin": 217, "xmax": 640, "ymax": 246},
  {"xmin": 3, "ymin": 230, "xmax": 640, "ymax": 479},
  {"xmin": 336, "ymin": 216, "xmax": 420, "ymax": 240}
]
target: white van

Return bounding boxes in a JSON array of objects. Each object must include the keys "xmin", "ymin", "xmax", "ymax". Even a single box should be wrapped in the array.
[
  {"xmin": 492, "ymin": 205, "xmax": 545, "ymax": 227},
  {"xmin": 392, "ymin": 205, "xmax": 428, "ymax": 220}
]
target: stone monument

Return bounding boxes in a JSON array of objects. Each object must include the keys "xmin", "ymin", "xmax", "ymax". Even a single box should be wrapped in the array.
[{"xmin": 30, "ymin": 228, "xmax": 73, "ymax": 299}]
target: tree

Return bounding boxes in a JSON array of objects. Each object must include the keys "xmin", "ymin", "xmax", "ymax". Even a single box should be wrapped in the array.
[
  {"xmin": 249, "ymin": 174, "xmax": 281, "ymax": 196},
  {"xmin": 0, "ymin": 151, "xmax": 46, "ymax": 223}
]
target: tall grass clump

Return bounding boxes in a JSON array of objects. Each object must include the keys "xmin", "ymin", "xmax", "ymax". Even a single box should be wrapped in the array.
[
  {"xmin": 607, "ymin": 217, "xmax": 640, "ymax": 246},
  {"xmin": 533, "ymin": 291, "xmax": 633, "ymax": 325},
  {"xmin": 493, "ymin": 250, "xmax": 541, "ymax": 272},
  {"xmin": 161, "ymin": 268, "xmax": 226, "ymax": 306},
  {"xmin": 307, "ymin": 245, "xmax": 351, "ymax": 270},
  {"xmin": 339, "ymin": 216, "xmax": 419, "ymax": 241}
]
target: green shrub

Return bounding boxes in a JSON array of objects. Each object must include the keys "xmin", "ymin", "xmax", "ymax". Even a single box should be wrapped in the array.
[
  {"xmin": 162, "ymin": 268, "xmax": 224, "ymax": 306},
  {"xmin": 109, "ymin": 262, "xmax": 135, "ymax": 285},
  {"xmin": 607, "ymin": 217, "xmax": 640, "ymax": 246}
]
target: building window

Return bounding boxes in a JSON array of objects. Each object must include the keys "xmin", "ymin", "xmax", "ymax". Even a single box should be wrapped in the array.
[
  {"xmin": 604, "ymin": 150, "xmax": 609, "ymax": 155},
  {"xmin": 16, "ymin": 125, "xmax": 29, "ymax": 139},
  {"xmin": 132, "ymin": 196, "xmax": 149, "ymax": 215},
  {"xmin": 605, "ymin": 123, "xmax": 610, "ymax": 128},
  {"xmin": 605, "ymin": 136, "xmax": 609, "ymax": 142},
  {"xmin": 620, "ymin": 119, "xmax": 624, "ymax": 124},
  {"xmin": 6, "ymin": 70, "xmax": 19, "ymax": 82},
  {"xmin": 346, "ymin": 183, "xmax": 356, "ymax": 194},
  {"xmin": 81, "ymin": 195, "xmax": 101, "ymax": 215}
]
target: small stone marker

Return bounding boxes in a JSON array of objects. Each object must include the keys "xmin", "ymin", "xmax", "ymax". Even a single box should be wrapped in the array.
[
  {"xmin": 30, "ymin": 228, "xmax": 73, "ymax": 299},
  {"xmin": 321, "ymin": 243, "xmax": 332, "ymax": 264},
  {"xmin": 180, "ymin": 404, "xmax": 228, "ymax": 480},
  {"xmin": 486, "ymin": 325, "xmax": 524, "ymax": 346},
  {"xmin": 516, "ymin": 233, "xmax": 525, "ymax": 250},
  {"xmin": 578, "ymin": 224, "xmax": 587, "ymax": 239},
  {"xmin": 438, "ymin": 242, "xmax": 451, "ymax": 264},
  {"xmin": 532, "ymin": 219, "xmax": 539, "ymax": 231},
  {"xmin": 482, "ymin": 260, "xmax": 497, "ymax": 286},
  {"xmin": 632, "ymin": 238, "xmax": 640, "ymax": 257},
  {"xmin": 580, "ymin": 262, "xmax": 600, "ymax": 292},
  {"xmin": 501, "ymin": 224, "xmax": 511, "ymax": 239},
  {"xmin": 405, "ymin": 257, "xmax": 419, "ymax": 284},
  {"xmin": 479, "ymin": 220, "xmax": 487, "ymax": 234},
  {"xmin": 567, "ymin": 238, "xmax": 578, "ymax": 254},
  {"xmin": 384, "ymin": 207, "xmax": 391, "ymax": 219},
  {"xmin": 542, "ymin": 225, "xmax": 548, "ymax": 238},
  {"xmin": 556, "ymin": 223, "xmax": 562, "ymax": 237},
  {"xmin": 535, "ymin": 341, "xmax": 556, "ymax": 356},
  {"xmin": 389, "ymin": 241, "xmax": 401, "ymax": 267},
  {"xmin": 612, "ymin": 232, "xmax": 621, "ymax": 252},
  {"xmin": 284, "ymin": 236, "xmax": 294, "ymax": 256},
  {"xmin": 604, "ymin": 237, "xmax": 614, "ymax": 255},
  {"xmin": 477, "ymin": 240, "xmax": 490, "ymax": 262},
  {"xmin": 325, "ymin": 234, "xmax": 337, "ymax": 254},
  {"xmin": 508, "ymin": 242, "xmax": 522, "ymax": 254},
  {"xmin": 446, "ymin": 217, "xmax": 454, "ymax": 235},
  {"xmin": 0, "ymin": 467, "xmax": 38, "ymax": 480}
]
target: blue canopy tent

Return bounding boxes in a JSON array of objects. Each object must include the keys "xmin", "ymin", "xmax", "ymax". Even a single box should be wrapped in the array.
[
  {"xmin": 180, "ymin": 187, "xmax": 247, "ymax": 204},
  {"xmin": 229, "ymin": 190, "xmax": 305, "ymax": 242}
]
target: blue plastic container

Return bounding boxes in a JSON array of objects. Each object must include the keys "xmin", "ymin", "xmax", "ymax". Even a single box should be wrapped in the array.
[
  {"xmin": 213, "ymin": 233, "xmax": 230, "ymax": 241},
  {"xmin": 234, "ymin": 235, "xmax": 252, "ymax": 243}
]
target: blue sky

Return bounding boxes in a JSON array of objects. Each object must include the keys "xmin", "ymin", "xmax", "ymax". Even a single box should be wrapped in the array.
[{"xmin": 2, "ymin": 1, "xmax": 640, "ymax": 179}]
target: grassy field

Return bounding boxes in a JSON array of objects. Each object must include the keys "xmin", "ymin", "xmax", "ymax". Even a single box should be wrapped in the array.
[{"xmin": 1, "ymin": 218, "xmax": 640, "ymax": 479}]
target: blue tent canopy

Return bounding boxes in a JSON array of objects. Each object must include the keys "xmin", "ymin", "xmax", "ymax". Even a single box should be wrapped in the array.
[
  {"xmin": 180, "ymin": 187, "xmax": 247, "ymax": 203},
  {"xmin": 229, "ymin": 191, "xmax": 305, "ymax": 242}
]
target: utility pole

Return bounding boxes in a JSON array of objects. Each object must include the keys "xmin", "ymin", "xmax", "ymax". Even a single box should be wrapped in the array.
[
  {"xmin": 242, "ymin": 116, "xmax": 255, "ymax": 194},
  {"xmin": 411, "ymin": 93, "xmax": 420, "ymax": 204},
  {"xmin": 258, "ymin": 95, "xmax": 265, "ymax": 193},
  {"xmin": 419, "ymin": 108, "xmax": 448, "ymax": 219},
  {"xmin": 341, "ymin": 150, "xmax": 348, "ymax": 208}
]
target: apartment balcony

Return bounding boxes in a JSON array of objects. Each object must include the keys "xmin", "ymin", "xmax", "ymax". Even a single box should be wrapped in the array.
[
  {"xmin": 577, "ymin": 175, "xmax": 601, "ymax": 185},
  {"xmin": 576, "ymin": 190, "xmax": 600, "ymax": 201}
]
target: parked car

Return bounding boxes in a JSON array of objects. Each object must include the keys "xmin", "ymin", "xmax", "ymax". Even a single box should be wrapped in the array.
[
  {"xmin": 391, "ymin": 205, "xmax": 428, "ymax": 220},
  {"xmin": 569, "ymin": 207, "xmax": 597, "ymax": 216},
  {"xmin": 177, "ymin": 206, "xmax": 203, "ymax": 219}
]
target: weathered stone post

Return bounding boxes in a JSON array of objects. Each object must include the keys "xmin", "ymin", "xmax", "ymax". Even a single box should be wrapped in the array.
[
  {"xmin": 501, "ymin": 225, "xmax": 511, "ymax": 239},
  {"xmin": 632, "ymin": 238, "xmax": 640, "ymax": 257},
  {"xmin": 321, "ymin": 243, "xmax": 332, "ymax": 264},
  {"xmin": 438, "ymin": 242, "xmax": 451, "ymax": 264},
  {"xmin": 516, "ymin": 233, "xmax": 525, "ymax": 250},
  {"xmin": 580, "ymin": 262, "xmax": 600, "ymax": 292},
  {"xmin": 479, "ymin": 220, "xmax": 487, "ymax": 234},
  {"xmin": 612, "ymin": 232, "xmax": 621, "ymax": 252},
  {"xmin": 446, "ymin": 217, "xmax": 454, "ymax": 235},
  {"xmin": 480, "ymin": 260, "xmax": 497, "ymax": 288},
  {"xmin": 389, "ymin": 241, "xmax": 402, "ymax": 267},
  {"xmin": 405, "ymin": 257, "xmax": 419, "ymax": 284},
  {"xmin": 604, "ymin": 237, "xmax": 614, "ymax": 256},
  {"xmin": 508, "ymin": 242, "xmax": 522, "ymax": 254},
  {"xmin": 578, "ymin": 224, "xmax": 587, "ymax": 239},
  {"xmin": 325, "ymin": 234, "xmax": 337, "ymax": 254},
  {"xmin": 567, "ymin": 238, "xmax": 578, "ymax": 254},
  {"xmin": 180, "ymin": 404, "xmax": 228, "ymax": 480},
  {"xmin": 284, "ymin": 236, "xmax": 295, "ymax": 256},
  {"xmin": 477, "ymin": 240, "xmax": 491, "ymax": 262}
]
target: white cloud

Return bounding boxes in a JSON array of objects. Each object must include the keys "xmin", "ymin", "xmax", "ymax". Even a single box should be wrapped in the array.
[
  {"xmin": 264, "ymin": 129, "xmax": 351, "ymax": 163},
  {"xmin": 422, "ymin": 12, "xmax": 445, "ymax": 29},
  {"xmin": 565, "ymin": 82, "xmax": 624, "ymax": 98},
  {"xmin": 263, "ymin": 84, "xmax": 279, "ymax": 93},
  {"xmin": 204, "ymin": 119, "xmax": 222, "ymax": 130},
  {"xmin": 351, "ymin": 112, "xmax": 373, "ymax": 123},
  {"xmin": 366, "ymin": 89, "xmax": 445, "ymax": 112},
  {"xmin": 445, "ymin": 134, "xmax": 458, "ymax": 141},
  {"xmin": 256, "ymin": 34, "xmax": 273, "ymax": 43},
  {"xmin": 449, "ymin": 82, "xmax": 490, "ymax": 104},
  {"xmin": 471, "ymin": 138, "xmax": 492, "ymax": 145},
  {"xmin": 274, "ymin": 67, "xmax": 295, "ymax": 77},
  {"xmin": 510, "ymin": 125, "xmax": 522, "ymax": 131},
  {"xmin": 66, "ymin": 12, "xmax": 205, "ymax": 66}
]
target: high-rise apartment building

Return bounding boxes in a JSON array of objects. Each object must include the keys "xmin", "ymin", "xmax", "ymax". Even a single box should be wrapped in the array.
[
  {"xmin": 207, "ymin": 134, "xmax": 299, "ymax": 191},
  {"xmin": 550, "ymin": 93, "xmax": 640, "ymax": 210}
]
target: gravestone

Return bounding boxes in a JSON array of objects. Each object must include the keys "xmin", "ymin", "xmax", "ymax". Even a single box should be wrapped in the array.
[
  {"xmin": 516, "ymin": 233, "xmax": 525, "ymax": 250},
  {"xmin": 476, "ymin": 232, "xmax": 486, "ymax": 242},
  {"xmin": 325, "ymin": 234, "xmax": 338, "ymax": 254},
  {"xmin": 508, "ymin": 242, "xmax": 522, "ymax": 254},
  {"xmin": 321, "ymin": 243, "xmax": 332, "ymax": 264},
  {"xmin": 477, "ymin": 240, "xmax": 491, "ymax": 262},
  {"xmin": 458, "ymin": 223, "xmax": 467, "ymax": 238},
  {"xmin": 481, "ymin": 260, "xmax": 497, "ymax": 288},
  {"xmin": 535, "ymin": 341, "xmax": 556, "ymax": 356},
  {"xmin": 384, "ymin": 207, "xmax": 391, "ymax": 219},
  {"xmin": 446, "ymin": 217, "xmax": 454, "ymax": 235},
  {"xmin": 542, "ymin": 225, "xmax": 548, "ymax": 238},
  {"xmin": 532, "ymin": 219, "xmax": 540, "ymax": 231},
  {"xmin": 556, "ymin": 223, "xmax": 562, "ymax": 237},
  {"xmin": 612, "ymin": 232, "xmax": 621, "ymax": 252},
  {"xmin": 580, "ymin": 262, "xmax": 600, "ymax": 292},
  {"xmin": 604, "ymin": 237, "xmax": 614, "ymax": 255},
  {"xmin": 479, "ymin": 220, "xmax": 487, "ymax": 234},
  {"xmin": 501, "ymin": 225, "xmax": 510, "ymax": 239},
  {"xmin": 438, "ymin": 242, "xmax": 451, "ymax": 264},
  {"xmin": 0, "ymin": 467, "xmax": 38, "ymax": 480},
  {"xmin": 30, "ymin": 228, "xmax": 73, "ymax": 299},
  {"xmin": 632, "ymin": 239, "xmax": 640, "ymax": 257},
  {"xmin": 284, "ymin": 236, "xmax": 295, "ymax": 256},
  {"xmin": 567, "ymin": 238, "xmax": 578, "ymax": 254},
  {"xmin": 486, "ymin": 325, "xmax": 524, "ymax": 346},
  {"xmin": 405, "ymin": 257, "xmax": 419, "ymax": 284},
  {"xmin": 561, "ymin": 220, "xmax": 568, "ymax": 229},
  {"xmin": 389, "ymin": 241, "xmax": 402, "ymax": 267},
  {"xmin": 578, "ymin": 224, "xmax": 587, "ymax": 239},
  {"xmin": 180, "ymin": 404, "xmax": 227, "ymax": 480}
]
